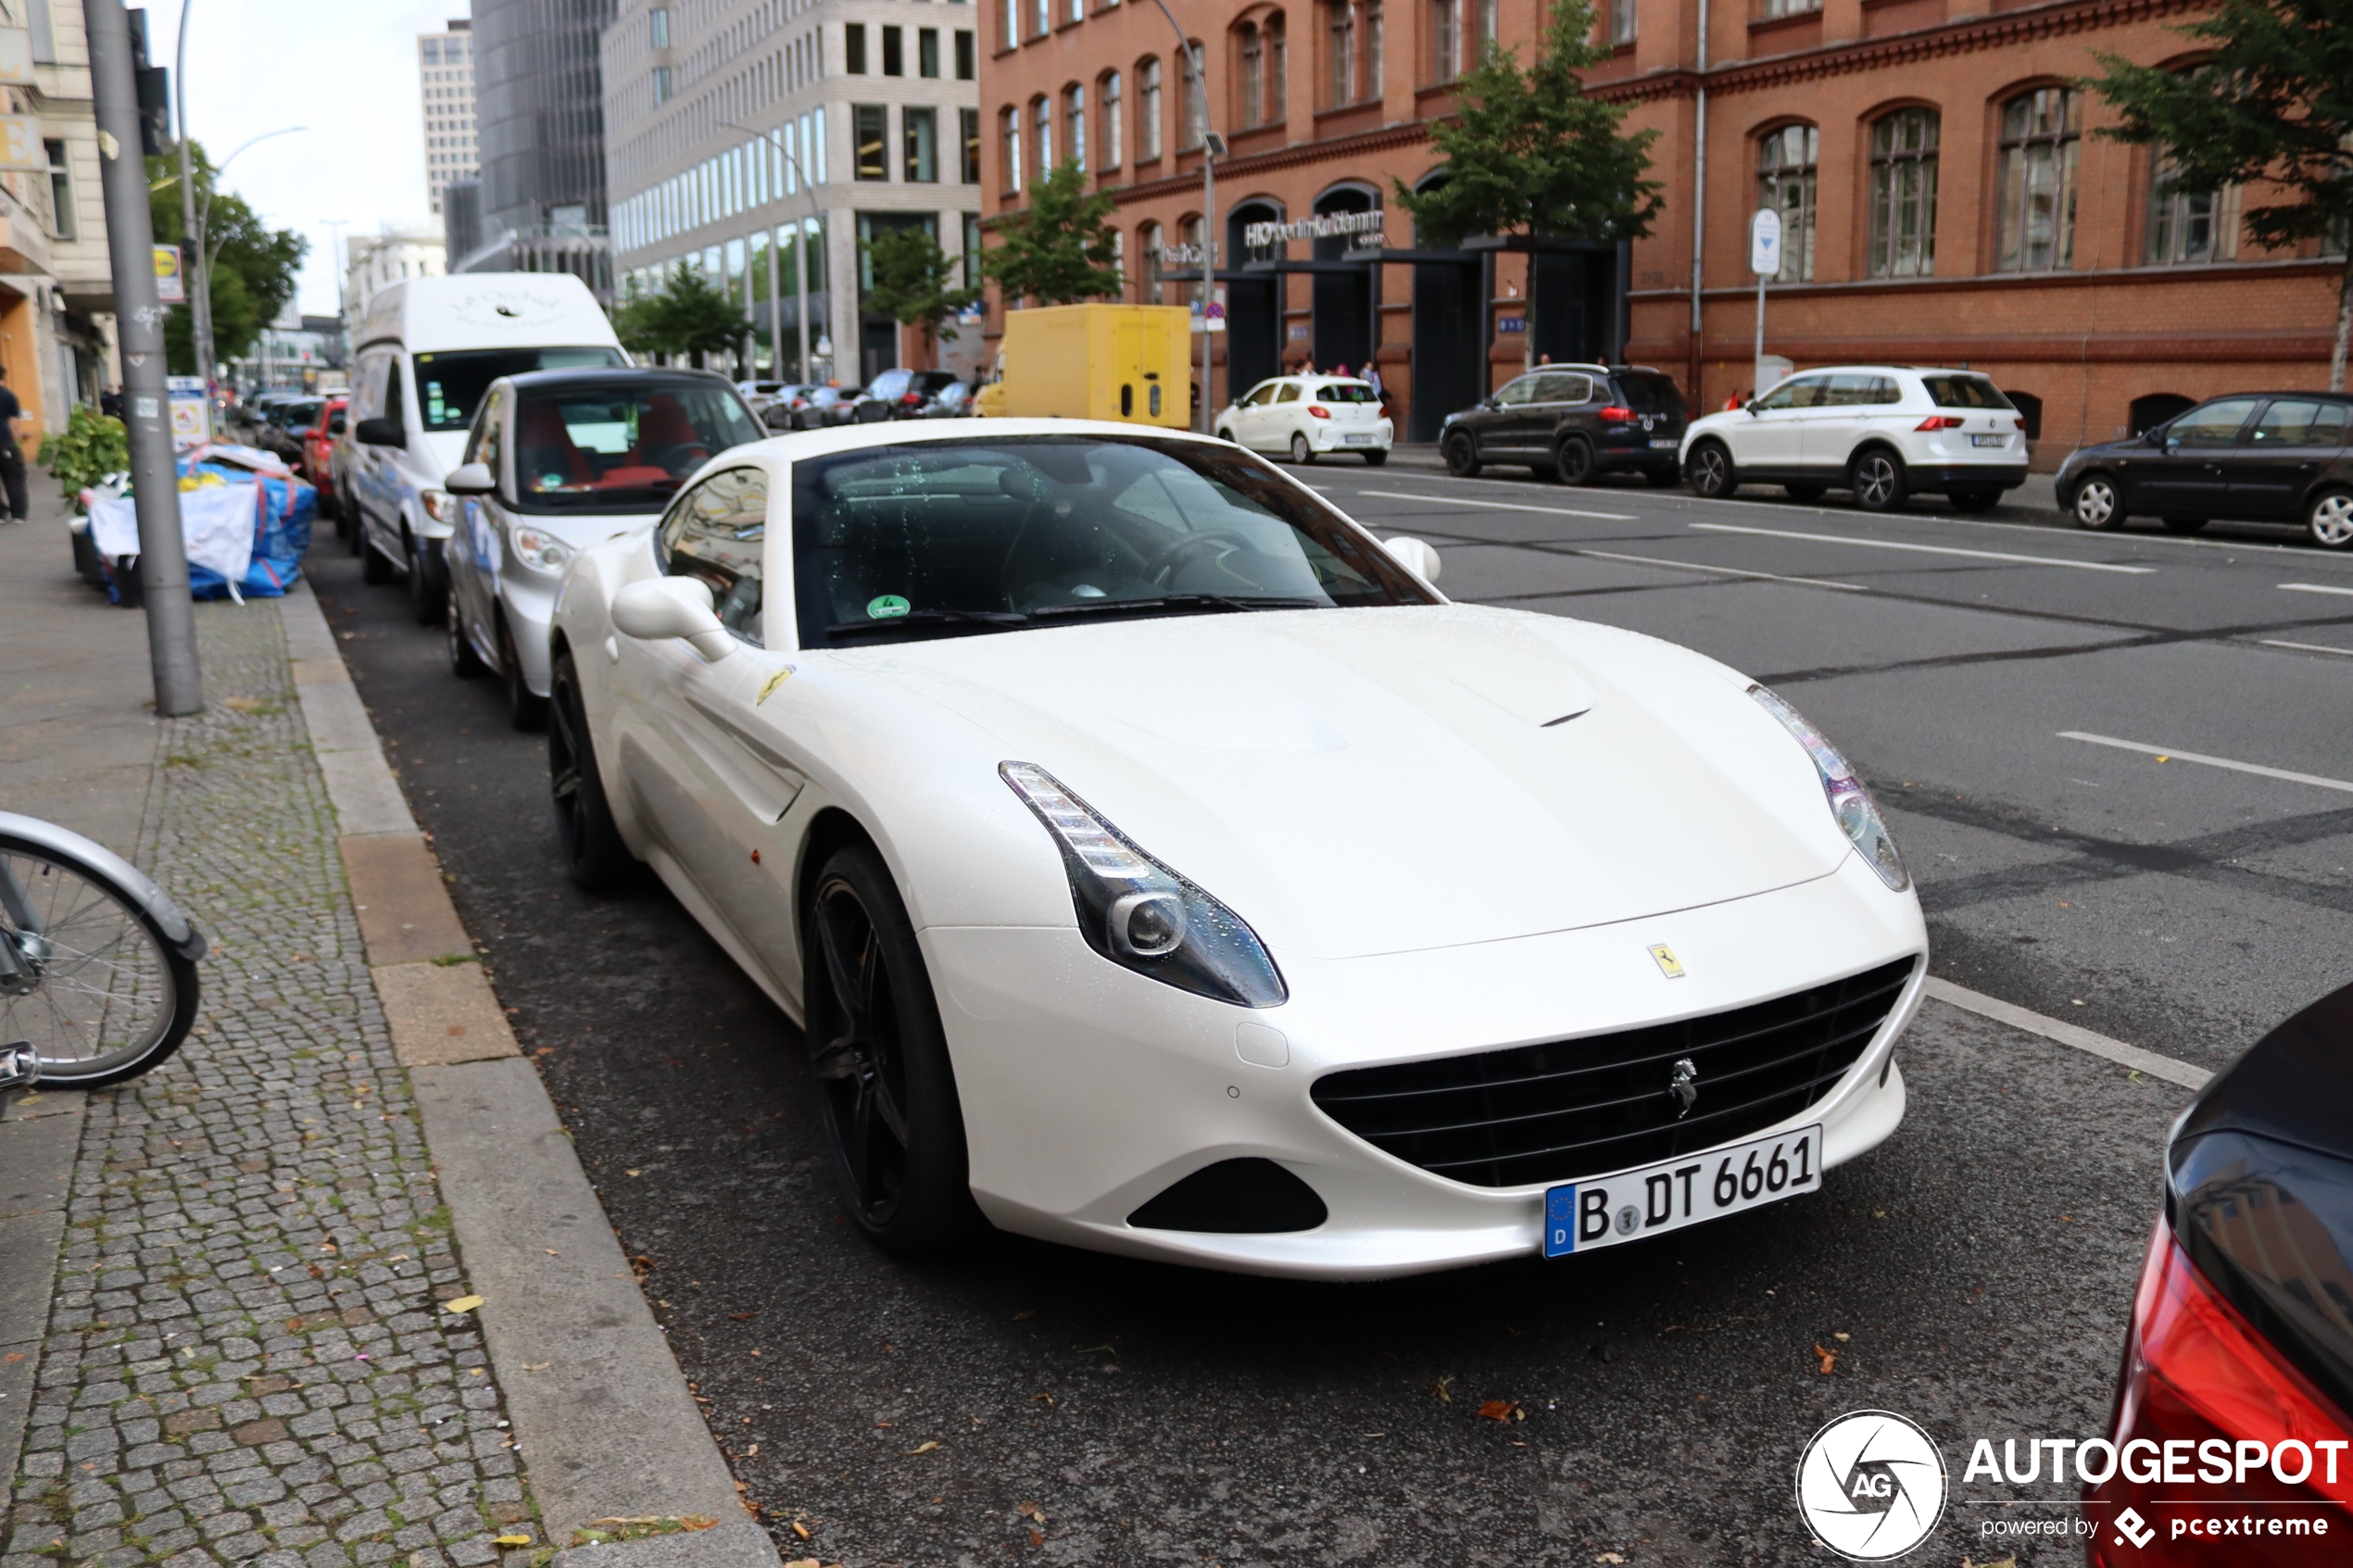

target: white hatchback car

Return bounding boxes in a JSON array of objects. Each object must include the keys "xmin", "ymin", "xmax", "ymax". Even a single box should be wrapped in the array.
[
  {"xmin": 442, "ymin": 368, "xmax": 766, "ymax": 727},
  {"xmin": 1680, "ymin": 366, "xmax": 2029, "ymax": 512},
  {"xmin": 1216, "ymin": 375, "xmax": 1393, "ymax": 465}
]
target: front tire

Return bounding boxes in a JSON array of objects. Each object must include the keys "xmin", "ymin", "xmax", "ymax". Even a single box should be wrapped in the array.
[
  {"xmin": 1214, "ymin": 427, "xmax": 1237, "ymax": 445},
  {"xmin": 1555, "ymin": 437, "xmax": 1596, "ymax": 486},
  {"xmin": 804, "ymin": 842, "xmax": 987, "ymax": 1251},
  {"xmin": 547, "ymin": 649, "xmax": 637, "ymax": 891},
  {"xmin": 1849, "ymin": 448, "xmax": 1909, "ymax": 512},
  {"xmin": 2071, "ymin": 473, "xmax": 2124, "ymax": 531},
  {"xmin": 1443, "ymin": 433, "xmax": 1481, "ymax": 478},
  {"xmin": 1290, "ymin": 432, "xmax": 1315, "ymax": 465},
  {"xmin": 2306, "ymin": 487, "xmax": 2353, "ymax": 549},
  {"xmin": 1685, "ymin": 440, "xmax": 1736, "ymax": 499}
]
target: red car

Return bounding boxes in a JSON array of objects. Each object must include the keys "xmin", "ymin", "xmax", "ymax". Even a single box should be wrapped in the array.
[{"xmin": 303, "ymin": 395, "xmax": 346, "ymax": 517}]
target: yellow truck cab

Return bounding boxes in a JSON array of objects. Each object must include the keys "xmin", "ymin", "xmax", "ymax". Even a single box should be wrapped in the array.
[{"xmin": 972, "ymin": 304, "xmax": 1192, "ymax": 426}]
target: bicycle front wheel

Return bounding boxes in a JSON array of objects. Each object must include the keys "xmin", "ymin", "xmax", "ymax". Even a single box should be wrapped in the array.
[{"xmin": 0, "ymin": 836, "xmax": 201, "ymax": 1087}]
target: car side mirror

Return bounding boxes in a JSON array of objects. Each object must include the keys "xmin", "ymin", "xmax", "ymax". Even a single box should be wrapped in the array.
[
  {"xmin": 1482, "ymin": 397, "xmax": 1501, "ymax": 411},
  {"xmin": 356, "ymin": 417, "xmax": 405, "ymax": 447},
  {"xmin": 1743, "ymin": 401, "xmax": 1760, "ymax": 415},
  {"xmin": 1380, "ymin": 535, "xmax": 1442, "ymax": 584},
  {"xmin": 444, "ymin": 462, "xmax": 496, "ymax": 495},
  {"xmin": 327, "ymin": 415, "xmax": 346, "ymax": 434},
  {"xmin": 612, "ymin": 575, "xmax": 734, "ymax": 663}
]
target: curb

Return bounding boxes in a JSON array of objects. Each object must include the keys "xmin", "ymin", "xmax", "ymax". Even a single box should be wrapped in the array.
[{"xmin": 279, "ymin": 583, "xmax": 780, "ymax": 1567}]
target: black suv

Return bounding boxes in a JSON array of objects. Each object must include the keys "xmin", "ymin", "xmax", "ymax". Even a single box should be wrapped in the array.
[
  {"xmin": 1441, "ymin": 364, "xmax": 1689, "ymax": 485},
  {"xmin": 2056, "ymin": 392, "xmax": 2353, "ymax": 549}
]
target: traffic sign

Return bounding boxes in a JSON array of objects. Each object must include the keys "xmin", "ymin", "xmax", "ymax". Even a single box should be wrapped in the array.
[{"xmin": 1749, "ymin": 208, "xmax": 1783, "ymax": 277}]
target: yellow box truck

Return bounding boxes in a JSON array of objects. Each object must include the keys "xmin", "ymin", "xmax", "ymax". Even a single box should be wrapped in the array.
[{"xmin": 973, "ymin": 304, "xmax": 1193, "ymax": 426}]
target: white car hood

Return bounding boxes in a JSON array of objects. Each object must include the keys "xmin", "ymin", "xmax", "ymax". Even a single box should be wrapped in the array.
[{"xmin": 849, "ymin": 604, "xmax": 1846, "ymax": 960}]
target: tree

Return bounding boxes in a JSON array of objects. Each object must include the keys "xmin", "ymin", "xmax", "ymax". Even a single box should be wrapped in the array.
[
  {"xmin": 2087, "ymin": 0, "xmax": 2353, "ymax": 389},
  {"xmin": 1395, "ymin": 0, "xmax": 1662, "ymax": 365},
  {"xmin": 866, "ymin": 227, "xmax": 980, "ymax": 355},
  {"xmin": 981, "ymin": 161, "xmax": 1126, "ymax": 307},
  {"xmin": 146, "ymin": 145, "xmax": 307, "ymax": 372},
  {"xmin": 616, "ymin": 262, "xmax": 749, "ymax": 366}
]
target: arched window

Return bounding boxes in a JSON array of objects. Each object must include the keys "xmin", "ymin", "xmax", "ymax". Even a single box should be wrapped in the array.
[
  {"xmin": 1362, "ymin": 4, "xmax": 1379, "ymax": 95},
  {"xmin": 1033, "ymin": 94, "xmax": 1053, "ymax": 180},
  {"xmin": 1269, "ymin": 17, "xmax": 1289, "ymax": 120},
  {"xmin": 1240, "ymin": 23, "xmax": 1264, "ymax": 127},
  {"xmin": 1139, "ymin": 57, "xmax": 1163, "ymax": 160},
  {"xmin": 1001, "ymin": 106, "xmax": 1022, "ymax": 191},
  {"xmin": 1327, "ymin": 3, "xmax": 1354, "ymax": 107},
  {"xmin": 1179, "ymin": 45, "xmax": 1206, "ymax": 150},
  {"xmin": 1064, "ymin": 83, "xmax": 1087, "ymax": 171},
  {"xmin": 1431, "ymin": 0, "xmax": 1459, "ymax": 82},
  {"xmin": 1101, "ymin": 70, "xmax": 1124, "ymax": 168},
  {"xmin": 1868, "ymin": 107, "xmax": 1938, "ymax": 278},
  {"xmin": 1995, "ymin": 87, "xmax": 2079, "ymax": 272},
  {"xmin": 1756, "ymin": 123, "xmax": 1818, "ymax": 282},
  {"xmin": 2147, "ymin": 140, "xmax": 2222, "ymax": 266},
  {"xmin": 1141, "ymin": 220, "xmax": 1164, "ymax": 303}
]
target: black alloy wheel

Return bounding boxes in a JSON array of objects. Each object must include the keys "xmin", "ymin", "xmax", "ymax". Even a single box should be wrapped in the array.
[
  {"xmin": 498, "ymin": 616, "xmax": 548, "ymax": 732},
  {"xmin": 804, "ymin": 844, "xmax": 985, "ymax": 1250},
  {"xmin": 1554, "ymin": 438, "xmax": 1596, "ymax": 486},
  {"xmin": 546, "ymin": 650, "xmax": 636, "ymax": 891},
  {"xmin": 1443, "ymin": 433, "xmax": 1481, "ymax": 478},
  {"xmin": 1784, "ymin": 483, "xmax": 1827, "ymax": 503},
  {"xmin": 1685, "ymin": 441, "xmax": 1735, "ymax": 498},
  {"xmin": 1849, "ymin": 448, "xmax": 1909, "ymax": 512}
]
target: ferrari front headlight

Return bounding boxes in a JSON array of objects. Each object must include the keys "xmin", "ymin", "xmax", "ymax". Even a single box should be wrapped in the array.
[
  {"xmin": 509, "ymin": 523, "xmax": 574, "ymax": 574},
  {"xmin": 1000, "ymin": 762, "xmax": 1287, "ymax": 1009},
  {"xmin": 1748, "ymin": 685, "xmax": 1908, "ymax": 891}
]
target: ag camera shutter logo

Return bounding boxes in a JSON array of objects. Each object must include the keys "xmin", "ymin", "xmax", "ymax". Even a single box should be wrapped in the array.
[{"xmin": 1795, "ymin": 1411, "xmax": 1947, "ymax": 1560}]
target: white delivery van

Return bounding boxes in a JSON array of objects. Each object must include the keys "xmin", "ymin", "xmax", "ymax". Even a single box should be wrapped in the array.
[{"xmin": 346, "ymin": 274, "xmax": 626, "ymax": 622}]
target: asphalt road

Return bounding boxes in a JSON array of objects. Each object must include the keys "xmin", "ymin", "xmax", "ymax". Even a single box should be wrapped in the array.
[{"xmin": 307, "ymin": 458, "xmax": 2350, "ymax": 1567}]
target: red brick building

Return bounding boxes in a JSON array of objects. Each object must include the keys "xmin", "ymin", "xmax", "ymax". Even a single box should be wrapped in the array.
[{"xmin": 979, "ymin": 0, "xmax": 2344, "ymax": 462}]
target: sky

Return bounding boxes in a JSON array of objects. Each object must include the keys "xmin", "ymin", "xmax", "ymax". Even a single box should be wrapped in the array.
[{"xmin": 162, "ymin": 0, "xmax": 460, "ymax": 316}]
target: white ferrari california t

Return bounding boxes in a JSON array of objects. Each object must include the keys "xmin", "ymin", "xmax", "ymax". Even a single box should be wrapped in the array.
[{"xmin": 545, "ymin": 419, "xmax": 1927, "ymax": 1278}]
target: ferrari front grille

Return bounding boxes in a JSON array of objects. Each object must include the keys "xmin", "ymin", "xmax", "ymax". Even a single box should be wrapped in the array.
[{"xmin": 1309, "ymin": 958, "xmax": 1916, "ymax": 1189}]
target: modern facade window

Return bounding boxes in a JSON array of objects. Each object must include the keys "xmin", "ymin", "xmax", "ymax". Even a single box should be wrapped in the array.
[
  {"xmin": 1995, "ymin": 87, "xmax": 2080, "ymax": 272},
  {"xmin": 855, "ymin": 104, "xmax": 888, "ymax": 180},
  {"xmin": 957, "ymin": 31, "xmax": 975, "ymax": 79},
  {"xmin": 648, "ymin": 6, "xmax": 669, "ymax": 48},
  {"xmin": 920, "ymin": 27, "xmax": 940, "ymax": 77},
  {"xmin": 1180, "ymin": 45, "xmax": 1205, "ymax": 149},
  {"xmin": 1868, "ymin": 107, "xmax": 1938, "ymax": 279},
  {"xmin": 1607, "ymin": 0, "xmax": 1634, "ymax": 44},
  {"xmin": 962, "ymin": 107, "xmax": 983, "ymax": 183},
  {"xmin": 883, "ymin": 26, "xmax": 903, "ymax": 76},
  {"xmin": 2147, "ymin": 149, "xmax": 2221, "ymax": 265},
  {"xmin": 1140, "ymin": 220, "xmax": 1164, "ymax": 302},
  {"xmin": 1035, "ymin": 94, "xmax": 1053, "ymax": 179},
  {"xmin": 1327, "ymin": 4, "xmax": 1353, "ymax": 107},
  {"xmin": 652, "ymin": 66, "xmax": 672, "ymax": 104},
  {"xmin": 1002, "ymin": 105, "xmax": 1022, "ymax": 190},
  {"xmin": 42, "ymin": 138, "xmax": 71, "ymax": 241},
  {"xmin": 1139, "ymin": 57, "xmax": 1162, "ymax": 160},
  {"xmin": 905, "ymin": 106, "xmax": 938, "ymax": 182},
  {"xmin": 846, "ymin": 23, "xmax": 868, "ymax": 73},
  {"xmin": 1756, "ymin": 122, "xmax": 1818, "ymax": 282},
  {"xmin": 1064, "ymin": 84, "xmax": 1087, "ymax": 172},
  {"xmin": 1432, "ymin": 0, "xmax": 1459, "ymax": 82},
  {"xmin": 964, "ymin": 214, "xmax": 984, "ymax": 287},
  {"xmin": 1101, "ymin": 70, "xmax": 1124, "ymax": 167}
]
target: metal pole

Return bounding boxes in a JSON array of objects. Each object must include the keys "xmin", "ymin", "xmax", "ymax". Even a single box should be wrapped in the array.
[
  {"xmin": 87, "ymin": 0, "xmax": 201, "ymax": 715},
  {"xmin": 1753, "ymin": 272, "xmax": 1765, "ymax": 391},
  {"xmin": 768, "ymin": 220, "xmax": 783, "ymax": 377},
  {"xmin": 1200, "ymin": 111, "xmax": 1214, "ymax": 433},
  {"xmin": 173, "ymin": 0, "xmax": 213, "ymax": 392}
]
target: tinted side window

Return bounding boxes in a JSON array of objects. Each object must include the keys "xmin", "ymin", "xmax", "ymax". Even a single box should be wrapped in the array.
[
  {"xmin": 2251, "ymin": 400, "xmax": 2350, "ymax": 448},
  {"xmin": 1495, "ymin": 376, "xmax": 1541, "ymax": 408},
  {"xmin": 1613, "ymin": 372, "xmax": 1685, "ymax": 416},
  {"xmin": 1275, "ymin": 383, "xmax": 1302, "ymax": 405},
  {"xmin": 1753, "ymin": 376, "xmax": 1827, "ymax": 412},
  {"xmin": 353, "ymin": 353, "xmax": 391, "ymax": 420},
  {"xmin": 659, "ymin": 467, "xmax": 770, "ymax": 645},
  {"xmin": 384, "ymin": 358, "xmax": 407, "ymax": 430},
  {"xmin": 1242, "ymin": 383, "xmax": 1276, "ymax": 408},
  {"xmin": 1919, "ymin": 374, "xmax": 2016, "ymax": 410},
  {"xmin": 2170, "ymin": 398, "xmax": 2261, "ymax": 449}
]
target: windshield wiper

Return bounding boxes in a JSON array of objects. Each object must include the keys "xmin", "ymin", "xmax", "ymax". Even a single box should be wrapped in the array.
[
  {"xmin": 1030, "ymin": 593, "xmax": 1326, "ymax": 620},
  {"xmin": 824, "ymin": 608, "xmax": 1031, "ymax": 640}
]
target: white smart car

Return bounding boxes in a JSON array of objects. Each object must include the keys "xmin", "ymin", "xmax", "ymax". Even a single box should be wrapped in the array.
[
  {"xmin": 547, "ymin": 420, "xmax": 1926, "ymax": 1278},
  {"xmin": 1680, "ymin": 366, "xmax": 2029, "ymax": 512},
  {"xmin": 442, "ymin": 368, "xmax": 765, "ymax": 727},
  {"xmin": 1216, "ymin": 375, "xmax": 1393, "ymax": 465}
]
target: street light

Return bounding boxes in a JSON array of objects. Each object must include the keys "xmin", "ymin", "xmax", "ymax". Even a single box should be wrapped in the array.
[
  {"xmin": 1141, "ymin": 0, "xmax": 1218, "ymax": 432},
  {"xmin": 723, "ymin": 119, "xmax": 821, "ymax": 388},
  {"xmin": 187, "ymin": 124, "xmax": 306, "ymax": 389}
]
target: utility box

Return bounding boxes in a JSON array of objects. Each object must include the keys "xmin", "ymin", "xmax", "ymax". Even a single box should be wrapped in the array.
[{"xmin": 974, "ymin": 304, "xmax": 1192, "ymax": 426}]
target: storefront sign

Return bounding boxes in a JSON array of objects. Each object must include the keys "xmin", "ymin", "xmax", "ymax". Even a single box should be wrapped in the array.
[
  {"xmin": 1243, "ymin": 210, "xmax": 1386, "ymax": 249},
  {"xmin": 0, "ymin": 114, "xmax": 42, "ymax": 170}
]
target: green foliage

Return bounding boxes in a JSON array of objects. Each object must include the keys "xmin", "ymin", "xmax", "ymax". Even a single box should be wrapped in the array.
[
  {"xmin": 980, "ymin": 161, "xmax": 1126, "ymax": 307},
  {"xmin": 147, "ymin": 144, "xmax": 307, "ymax": 373},
  {"xmin": 866, "ymin": 228, "xmax": 981, "ymax": 348},
  {"xmin": 1394, "ymin": 0, "xmax": 1664, "ymax": 249},
  {"xmin": 614, "ymin": 263, "xmax": 749, "ymax": 365},
  {"xmin": 41, "ymin": 406, "xmax": 129, "ymax": 508},
  {"xmin": 2087, "ymin": 0, "xmax": 2353, "ymax": 385}
]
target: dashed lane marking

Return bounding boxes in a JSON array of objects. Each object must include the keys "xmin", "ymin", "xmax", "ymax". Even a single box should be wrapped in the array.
[
  {"xmin": 2280, "ymin": 581, "xmax": 2353, "ymax": 597},
  {"xmin": 1690, "ymin": 521, "xmax": 2158, "ymax": 574},
  {"xmin": 2259, "ymin": 639, "xmax": 2353, "ymax": 658},
  {"xmin": 2058, "ymin": 731, "xmax": 2353, "ymax": 796}
]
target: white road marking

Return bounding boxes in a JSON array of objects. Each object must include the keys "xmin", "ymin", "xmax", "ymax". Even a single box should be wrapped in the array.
[
  {"xmin": 2259, "ymin": 639, "xmax": 2353, "ymax": 659},
  {"xmin": 1924, "ymin": 978, "xmax": 2210, "ymax": 1090},
  {"xmin": 1568, "ymin": 548, "xmax": 1865, "ymax": 592},
  {"xmin": 2280, "ymin": 582, "xmax": 2353, "ymax": 597},
  {"xmin": 2058, "ymin": 732, "xmax": 2353, "ymax": 796},
  {"xmin": 1355, "ymin": 489, "xmax": 1636, "ymax": 521},
  {"xmin": 1691, "ymin": 521, "xmax": 2157, "ymax": 574}
]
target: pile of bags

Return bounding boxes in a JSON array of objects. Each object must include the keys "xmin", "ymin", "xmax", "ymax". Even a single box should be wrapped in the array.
[{"xmin": 82, "ymin": 444, "xmax": 317, "ymax": 603}]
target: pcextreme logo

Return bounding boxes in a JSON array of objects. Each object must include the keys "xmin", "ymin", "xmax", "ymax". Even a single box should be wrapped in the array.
[{"xmin": 1795, "ymin": 1411, "xmax": 1949, "ymax": 1561}]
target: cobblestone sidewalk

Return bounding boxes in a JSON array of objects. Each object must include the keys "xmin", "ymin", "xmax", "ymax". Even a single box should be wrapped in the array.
[{"xmin": 4, "ymin": 599, "xmax": 535, "ymax": 1568}]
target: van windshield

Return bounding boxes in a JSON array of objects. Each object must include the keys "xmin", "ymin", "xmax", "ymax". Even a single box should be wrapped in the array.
[{"xmin": 414, "ymin": 347, "xmax": 627, "ymax": 433}]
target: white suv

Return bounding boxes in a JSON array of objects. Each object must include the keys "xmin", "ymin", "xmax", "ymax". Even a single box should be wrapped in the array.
[{"xmin": 1679, "ymin": 366, "xmax": 2029, "ymax": 512}]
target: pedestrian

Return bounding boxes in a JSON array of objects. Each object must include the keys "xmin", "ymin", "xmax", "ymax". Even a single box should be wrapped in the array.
[
  {"xmin": 0, "ymin": 367, "xmax": 28, "ymax": 524},
  {"xmin": 1365, "ymin": 363, "xmax": 1384, "ymax": 399},
  {"xmin": 99, "ymin": 384, "xmax": 123, "ymax": 420},
  {"xmin": 1333, "ymin": 362, "xmax": 1351, "ymax": 380}
]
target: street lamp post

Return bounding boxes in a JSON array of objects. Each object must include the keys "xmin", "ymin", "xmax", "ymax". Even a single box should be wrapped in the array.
[
  {"xmin": 172, "ymin": 1, "xmax": 213, "ymax": 394},
  {"xmin": 723, "ymin": 120, "xmax": 820, "ymax": 387},
  {"xmin": 186, "ymin": 125, "xmax": 306, "ymax": 388},
  {"xmin": 1143, "ymin": 0, "xmax": 1216, "ymax": 433}
]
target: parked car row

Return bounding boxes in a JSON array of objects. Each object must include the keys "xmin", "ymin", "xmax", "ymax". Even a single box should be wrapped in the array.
[{"xmin": 761, "ymin": 369, "xmax": 975, "ymax": 433}]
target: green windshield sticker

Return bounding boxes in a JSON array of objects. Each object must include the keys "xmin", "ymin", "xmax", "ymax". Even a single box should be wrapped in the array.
[{"xmin": 866, "ymin": 594, "xmax": 911, "ymax": 620}]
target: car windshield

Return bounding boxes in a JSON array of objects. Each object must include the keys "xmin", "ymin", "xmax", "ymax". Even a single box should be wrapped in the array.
[
  {"xmin": 1919, "ymin": 374, "xmax": 2015, "ymax": 411},
  {"xmin": 1315, "ymin": 383, "xmax": 1378, "ymax": 403},
  {"xmin": 510, "ymin": 380, "xmax": 765, "ymax": 514},
  {"xmin": 414, "ymin": 346, "xmax": 629, "ymax": 433},
  {"xmin": 790, "ymin": 435, "xmax": 1437, "ymax": 647},
  {"xmin": 1614, "ymin": 371, "xmax": 1685, "ymax": 415}
]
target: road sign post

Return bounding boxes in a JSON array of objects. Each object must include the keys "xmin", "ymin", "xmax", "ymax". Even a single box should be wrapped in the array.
[{"xmin": 1749, "ymin": 207, "xmax": 1782, "ymax": 399}]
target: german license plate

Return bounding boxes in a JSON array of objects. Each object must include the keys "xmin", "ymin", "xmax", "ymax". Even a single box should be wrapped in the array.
[
  {"xmin": 1343, "ymin": 433, "xmax": 1375, "ymax": 445},
  {"xmin": 1544, "ymin": 1124, "xmax": 1821, "ymax": 1257},
  {"xmin": 1970, "ymin": 434, "xmax": 2007, "ymax": 447},
  {"xmin": 1649, "ymin": 437, "xmax": 1679, "ymax": 449}
]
